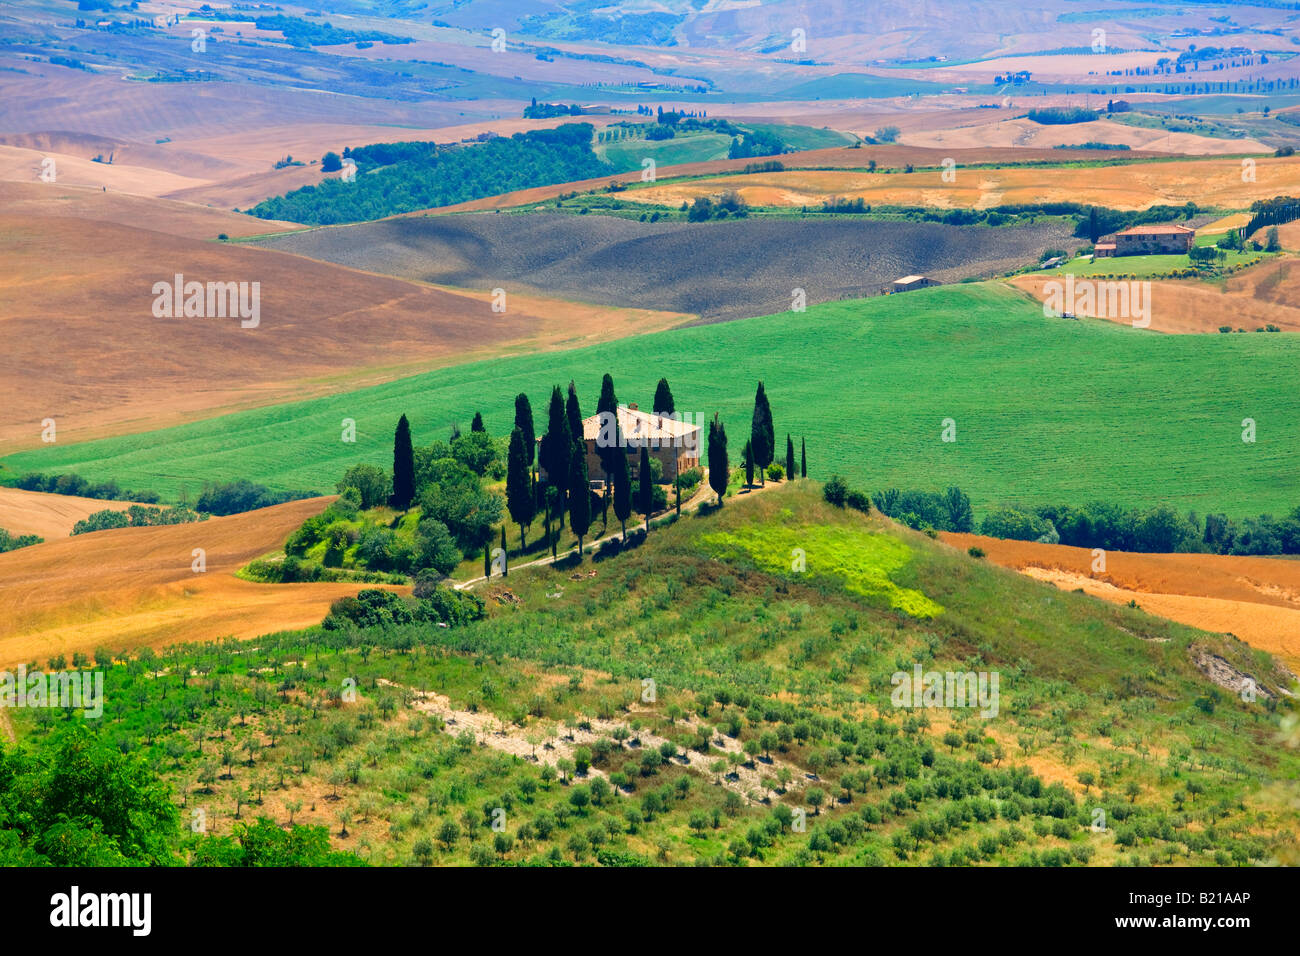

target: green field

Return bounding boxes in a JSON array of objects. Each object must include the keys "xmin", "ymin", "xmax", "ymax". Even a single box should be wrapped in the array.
[
  {"xmin": 1045, "ymin": 250, "xmax": 1272, "ymax": 278},
  {"xmin": 741, "ymin": 123, "xmax": 857, "ymax": 151},
  {"xmin": 597, "ymin": 132, "xmax": 734, "ymax": 171},
  {"xmin": 5, "ymin": 283, "xmax": 1299, "ymax": 517}
]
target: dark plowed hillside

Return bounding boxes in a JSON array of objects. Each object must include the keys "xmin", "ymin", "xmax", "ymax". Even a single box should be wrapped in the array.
[{"xmin": 255, "ymin": 213, "xmax": 1073, "ymax": 322}]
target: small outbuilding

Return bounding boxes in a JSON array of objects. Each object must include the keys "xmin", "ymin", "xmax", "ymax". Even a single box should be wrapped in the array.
[{"xmin": 892, "ymin": 275, "xmax": 941, "ymax": 293}]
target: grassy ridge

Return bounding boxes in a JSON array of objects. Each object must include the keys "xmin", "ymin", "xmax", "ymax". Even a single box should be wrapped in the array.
[
  {"xmin": 11, "ymin": 485, "xmax": 1295, "ymax": 866},
  {"xmin": 5, "ymin": 283, "xmax": 1300, "ymax": 517}
]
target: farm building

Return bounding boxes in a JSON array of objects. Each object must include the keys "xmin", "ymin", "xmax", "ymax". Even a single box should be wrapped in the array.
[
  {"xmin": 892, "ymin": 275, "xmax": 941, "ymax": 293},
  {"xmin": 538, "ymin": 403, "xmax": 701, "ymax": 484},
  {"xmin": 1094, "ymin": 224, "xmax": 1195, "ymax": 258}
]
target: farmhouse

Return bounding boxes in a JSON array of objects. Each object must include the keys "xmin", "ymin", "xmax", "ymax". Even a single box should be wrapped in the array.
[
  {"xmin": 541, "ymin": 403, "xmax": 701, "ymax": 483},
  {"xmin": 1094, "ymin": 224, "xmax": 1195, "ymax": 258},
  {"xmin": 892, "ymin": 275, "xmax": 941, "ymax": 293}
]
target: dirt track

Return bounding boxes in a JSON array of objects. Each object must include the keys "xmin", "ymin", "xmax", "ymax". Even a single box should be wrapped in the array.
[{"xmin": 942, "ymin": 532, "xmax": 1300, "ymax": 670}]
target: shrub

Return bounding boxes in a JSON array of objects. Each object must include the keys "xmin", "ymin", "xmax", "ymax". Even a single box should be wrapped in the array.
[
  {"xmin": 845, "ymin": 490, "xmax": 871, "ymax": 514},
  {"xmin": 979, "ymin": 509, "xmax": 1058, "ymax": 543},
  {"xmin": 823, "ymin": 475, "xmax": 849, "ymax": 507},
  {"xmin": 0, "ymin": 527, "xmax": 43, "ymax": 553},
  {"xmin": 967, "ymin": 546, "xmax": 986, "ymax": 558},
  {"xmin": 765, "ymin": 463, "xmax": 785, "ymax": 481},
  {"xmin": 337, "ymin": 464, "xmax": 391, "ymax": 510},
  {"xmin": 197, "ymin": 480, "xmax": 313, "ymax": 516}
]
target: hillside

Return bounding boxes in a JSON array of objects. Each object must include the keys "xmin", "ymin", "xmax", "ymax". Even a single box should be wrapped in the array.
[
  {"xmin": 0, "ymin": 497, "xmax": 399, "ymax": 670},
  {"xmin": 5, "ymin": 482, "xmax": 1294, "ymax": 867},
  {"xmin": 618, "ymin": 155, "xmax": 1300, "ymax": 214},
  {"xmin": 252, "ymin": 211, "xmax": 1073, "ymax": 321},
  {"xmin": 0, "ymin": 195, "xmax": 689, "ymax": 450},
  {"xmin": 8, "ymin": 283, "xmax": 1299, "ymax": 519}
]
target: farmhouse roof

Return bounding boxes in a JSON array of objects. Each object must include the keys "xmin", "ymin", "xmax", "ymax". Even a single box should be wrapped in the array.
[
  {"xmin": 895, "ymin": 275, "xmax": 928, "ymax": 284},
  {"xmin": 1115, "ymin": 224, "xmax": 1194, "ymax": 236},
  {"xmin": 581, "ymin": 405, "xmax": 698, "ymax": 443}
]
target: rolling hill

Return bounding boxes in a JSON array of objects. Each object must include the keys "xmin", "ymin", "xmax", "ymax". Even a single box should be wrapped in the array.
[{"xmin": 6, "ymin": 282, "xmax": 1299, "ymax": 520}]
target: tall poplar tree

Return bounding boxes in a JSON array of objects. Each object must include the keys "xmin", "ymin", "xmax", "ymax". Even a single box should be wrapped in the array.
[{"xmin": 800, "ymin": 437, "xmax": 807, "ymax": 478}]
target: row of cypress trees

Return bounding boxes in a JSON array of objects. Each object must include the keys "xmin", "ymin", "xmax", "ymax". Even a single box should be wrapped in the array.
[{"xmin": 391, "ymin": 377, "xmax": 808, "ymax": 568}]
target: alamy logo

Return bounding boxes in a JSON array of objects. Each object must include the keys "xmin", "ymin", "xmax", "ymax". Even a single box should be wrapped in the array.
[
  {"xmin": 891, "ymin": 664, "xmax": 1000, "ymax": 718},
  {"xmin": 152, "ymin": 273, "xmax": 260, "ymax": 328},
  {"xmin": 50, "ymin": 887, "xmax": 151, "ymax": 936},
  {"xmin": 594, "ymin": 406, "xmax": 702, "ymax": 454},
  {"xmin": 0, "ymin": 666, "xmax": 103, "ymax": 718},
  {"xmin": 1042, "ymin": 274, "xmax": 1151, "ymax": 328}
]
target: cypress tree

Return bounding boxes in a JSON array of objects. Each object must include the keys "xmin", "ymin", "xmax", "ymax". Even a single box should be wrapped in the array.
[
  {"xmin": 391, "ymin": 414, "xmax": 415, "ymax": 510},
  {"xmin": 514, "ymin": 393, "xmax": 535, "ymax": 468},
  {"xmin": 500, "ymin": 525, "xmax": 508, "ymax": 576},
  {"xmin": 483, "ymin": 528, "xmax": 491, "ymax": 578},
  {"xmin": 568, "ymin": 441, "xmax": 591, "ymax": 556},
  {"xmin": 638, "ymin": 445, "xmax": 653, "ymax": 530},
  {"xmin": 750, "ymin": 381, "xmax": 774, "ymax": 486},
  {"xmin": 785, "ymin": 434, "xmax": 795, "ymax": 479},
  {"xmin": 801, "ymin": 437, "xmax": 807, "ymax": 478},
  {"xmin": 595, "ymin": 373, "xmax": 621, "ymax": 485},
  {"xmin": 506, "ymin": 427, "xmax": 535, "ymax": 549},
  {"xmin": 743, "ymin": 439, "xmax": 754, "ymax": 488},
  {"xmin": 653, "ymin": 377, "xmax": 675, "ymax": 415},
  {"xmin": 613, "ymin": 445, "xmax": 631, "ymax": 541},
  {"xmin": 541, "ymin": 386, "xmax": 570, "ymax": 519},
  {"xmin": 674, "ymin": 475, "xmax": 681, "ymax": 516},
  {"xmin": 707, "ymin": 415, "xmax": 728, "ymax": 505},
  {"xmin": 471, "ymin": 412, "xmax": 485, "ymax": 433},
  {"xmin": 565, "ymin": 380, "xmax": 584, "ymax": 457}
]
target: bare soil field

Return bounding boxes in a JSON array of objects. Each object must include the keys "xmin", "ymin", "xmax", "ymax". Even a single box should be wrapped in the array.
[
  {"xmin": 942, "ymin": 532, "xmax": 1300, "ymax": 670},
  {"xmin": 0, "ymin": 488, "xmax": 141, "ymax": 540},
  {"xmin": 899, "ymin": 116, "xmax": 1266, "ymax": 155},
  {"xmin": 0, "ymin": 181, "xmax": 299, "ymax": 239},
  {"xmin": 1008, "ymin": 257, "xmax": 1300, "ymax": 333},
  {"xmin": 256, "ymin": 211, "xmax": 1073, "ymax": 323},
  {"xmin": 0, "ymin": 197, "xmax": 689, "ymax": 451},
  {"xmin": 618, "ymin": 155, "xmax": 1300, "ymax": 214},
  {"xmin": 0, "ymin": 498, "xmax": 394, "ymax": 669}
]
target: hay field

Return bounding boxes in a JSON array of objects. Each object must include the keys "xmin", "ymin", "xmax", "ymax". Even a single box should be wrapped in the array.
[
  {"xmin": 1009, "ymin": 258, "xmax": 1300, "ymax": 333},
  {"xmin": 899, "ymin": 116, "xmax": 1268, "ymax": 155},
  {"xmin": 0, "ymin": 497, "xmax": 398, "ymax": 669},
  {"xmin": 0, "ymin": 488, "xmax": 140, "ymax": 540},
  {"xmin": 617, "ymin": 155, "xmax": 1300, "ymax": 212},
  {"xmin": 0, "ymin": 197, "xmax": 689, "ymax": 451},
  {"xmin": 943, "ymin": 532, "xmax": 1300, "ymax": 670}
]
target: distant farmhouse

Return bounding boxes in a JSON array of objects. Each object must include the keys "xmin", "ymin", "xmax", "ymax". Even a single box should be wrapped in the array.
[
  {"xmin": 1094, "ymin": 223, "xmax": 1195, "ymax": 258},
  {"xmin": 539, "ymin": 403, "xmax": 701, "ymax": 484},
  {"xmin": 892, "ymin": 275, "xmax": 941, "ymax": 293}
]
